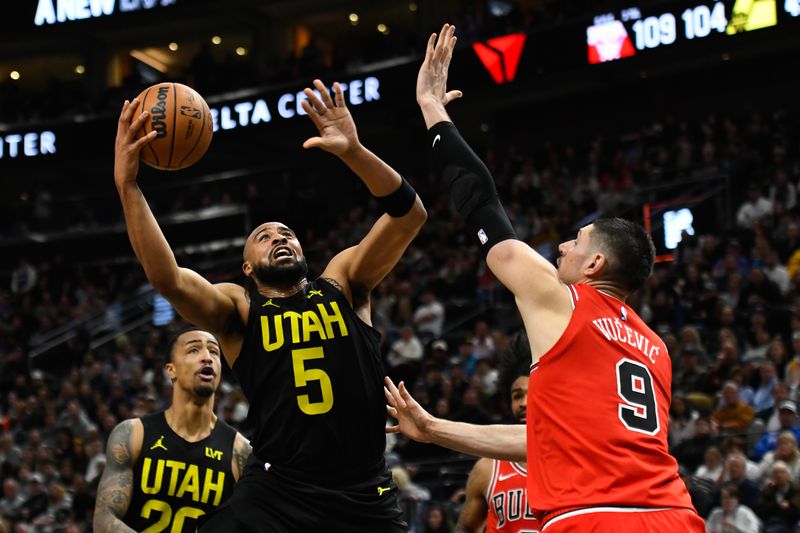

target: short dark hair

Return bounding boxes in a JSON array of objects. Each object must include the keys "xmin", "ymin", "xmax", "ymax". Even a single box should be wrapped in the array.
[
  {"xmin": 165, "ymin": 327, "xmax": 219, "ymax": 363},
  {"xmin": 591, "ymin": 217, "xmax": 655, "ymax": 292},
  {"xmin": 498, "ymin": 330, "xmax": 531, "ymax": 403}
]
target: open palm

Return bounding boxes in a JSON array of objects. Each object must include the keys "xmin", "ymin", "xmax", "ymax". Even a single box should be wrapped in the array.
[{"xmin": 302, "ymin": 80, "xmax": 359, "ymax": 156}]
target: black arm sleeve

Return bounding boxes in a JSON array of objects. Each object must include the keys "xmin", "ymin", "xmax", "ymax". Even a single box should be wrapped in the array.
[{"xmin": 428, "ymin": 121, "xmax": 517, "ymax": 253}]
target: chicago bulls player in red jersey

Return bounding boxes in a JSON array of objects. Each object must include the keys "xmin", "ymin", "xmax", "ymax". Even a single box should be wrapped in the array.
[
  {"xmin": 385, "ymin": 23, "xmax": 704, "ymax": 532},
  {"xmin": 457, "ymin": 333, "xmax": 539, "ymax": 533}
]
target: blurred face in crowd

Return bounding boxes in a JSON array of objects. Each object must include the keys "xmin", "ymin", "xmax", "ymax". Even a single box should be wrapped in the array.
[
  {"xmin": 721, "ymin": 489, "xmax": 738, "ymax": 514},
  {"xmin": 779, "ymin": 407, "xmax": 797, "ymax": 429},
  {"xmin": 722, "ymin": 383, "xmax": 740, "ymax": 405},
  {"xmin": 773, "ymin": 463, "xmax": 791, "ymax": 488},
  {"xmin": 726, "ymin": 455, "xmax": 746, "ymax": 482},
  {"xmin": 776, "ymin": 433, "xmax": 798, "ymax": 459}
]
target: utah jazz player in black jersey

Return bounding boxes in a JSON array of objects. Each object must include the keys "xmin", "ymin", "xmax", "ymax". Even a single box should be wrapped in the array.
[
  {"xmin": 94, "ymin": 328, "xmax": 251, "ymax": 532},
  {"xmin": 113, "ymin": 79, "xmax": 425, "ymax": 532}
]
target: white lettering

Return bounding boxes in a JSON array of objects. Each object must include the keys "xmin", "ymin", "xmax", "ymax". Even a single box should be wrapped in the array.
[
  {"xmin": 592, "ymin": 319, "xmax": 614, "ymax": 341},
  {"xmin": 220, "ymin": 107, "xmax": 237, "ymax": 130},
  {"xmin": 90, "ymin": 0, "xmax": 115, "ymax": 17},
  {"xmin": 234, "ymin": 101, "xmax": 253, "ymax": 127},
  {"xmin": 364, "ymin": 76, "xmax": 380, "ymax": 101},
  {"xmin": 23, "ymin": 134, "xmax": 38, "ymax": 157},
  {"xmin": 5, "ymin": 135, "xmax": 22, "ymax": 158},
  {"xmin": 119, "ymin": 0, "xmax": 139, "ymax": 12},
  {"xmin": 210, "ymin": 108, "xmax": 219, "ymax": 132},
  {"xmin": 58, "ymin": 0, "xmax": 76, "ymax": 22},
  {"xmin": 349, "ymin": 79, "xmax": 363, "ymax": 105},
  {"xmin": 594, "ymin": 314, "xmax": 660, "ymax": 364},
  {"xmin": 624, "ymin": 325, "xmax": 636, "ymax": 347},
  {"xmin": 277, "ymin": 93, "xmax": 295, "ymax": 118},
  {"xmin": 41, "ymin": 131, "xmax": 57, "ymax": 154},
  {"xmin": 251, "ymin": 99, "xmax": 271, "ymax": 124},
  {"xmin": 34, "ymin": 0, "xmax": 57, "ymax": 25},
  {"xmin": 76, "ymin": 0, "xmax": 92, "ymax": 19}
]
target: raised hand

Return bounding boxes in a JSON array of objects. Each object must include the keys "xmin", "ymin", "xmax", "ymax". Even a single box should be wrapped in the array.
[
  {"xmin": 114, "ymin": 98, "xmax": 157, "ymax": 188},
  {"xmin": 385, "ymin": 377, "xmax": 435, "ymax": 443},
  {"xmin": 301, "ymin": 79, "xmax": 360, "ymax": 157},
  {"xmin": 416, "ymin": 23, "xmax": 462, "ymax": 109}
]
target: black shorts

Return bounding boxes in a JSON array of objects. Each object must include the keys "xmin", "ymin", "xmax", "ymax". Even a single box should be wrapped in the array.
[{"xmin": 199, "ymin": 456, "xmax": 407, "ymax": 533}]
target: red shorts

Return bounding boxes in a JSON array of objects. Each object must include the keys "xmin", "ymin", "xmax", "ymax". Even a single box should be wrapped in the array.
[{"xmin": 542, "ymin": 507, "xmax": 705, "ymax": 532}]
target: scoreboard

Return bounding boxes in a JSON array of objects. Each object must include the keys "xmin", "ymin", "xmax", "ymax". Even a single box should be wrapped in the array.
[{"xmin": 587, "ymin": 0, "xmax": 799, "ymax": 64}]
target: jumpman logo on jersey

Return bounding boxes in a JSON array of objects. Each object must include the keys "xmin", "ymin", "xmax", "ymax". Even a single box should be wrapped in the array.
[
  {"xmin": 307, "ymin": 290, "xmax": 323, "ymax": 299},
  {"xmin": 377, "ymin": 486, "xmax": 392, "ymax": 496},
  {"xmin": 262, "ymin": 299, "xmax": 280, "ymax": 308},
  {"xmin": 150, "ymin": 436, "xmax": 168, "ymax": 451}
]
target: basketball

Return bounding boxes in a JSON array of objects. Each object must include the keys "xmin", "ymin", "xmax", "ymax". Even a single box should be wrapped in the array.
[{"xmin": 132, "ymin": 82, "xmax": 213, "ymax": 171}]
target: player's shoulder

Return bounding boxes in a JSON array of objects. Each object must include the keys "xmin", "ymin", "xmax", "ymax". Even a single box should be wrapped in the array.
[
  {"xmin": 467, "ymin": 457, "xmax": 494, "ymax": 490},
  {"xmin": 107, "ymin": 417, "xmax": 145, "ymax": 464},
  {"xmin": 214, "ymin": 281, "xmax": 247, "ymax": 301}
]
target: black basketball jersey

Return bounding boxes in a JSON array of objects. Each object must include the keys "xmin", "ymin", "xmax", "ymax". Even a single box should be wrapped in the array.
[
  {"xmin": 234, "ymin": 278, "xmax": 387, "ymax": 484},
  {"xmin": 123, "ymin": 411, "xmax": 236, "ymax": 532}
]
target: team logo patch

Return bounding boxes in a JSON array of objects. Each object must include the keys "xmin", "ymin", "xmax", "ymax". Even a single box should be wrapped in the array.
[
  {"xmin": 150, "ymin": 435, "xmax": 168, "ymax": 451},
  {"xmin": 620, "ymin": 306, "xmax": 628, "ymax": 321}
]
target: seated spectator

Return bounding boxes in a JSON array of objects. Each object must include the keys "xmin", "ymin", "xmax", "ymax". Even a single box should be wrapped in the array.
[
  {"xmin": 721, "ymin": 437, "xmax": 761, "ymax": 481},
  {"xmin": 720, "ymin": 453, "xmax": 762, "ymax": 510},
  {"xmin": 712, "ymin": 381, "xmax": 756, "ymax": 434},
  {"xmin": 412, "ymin": 291, "xmax": 445, "ymax": 344},
  {"xmin": 387, "ymin": 326, "xmax": 424, "ymax": 388},
  {"xmin": 757, "ymin": 432, "xmax": 800, "ymax": 483},
  {"xmin": 737, "ymin": 183, "xmax": 773, "ymax": 230},
  {"xmin": 696, "ymin": 446, "xmax": 724, "ymax": 484},
  {"xmin": 0, "ymin": 479, "xmax": 24, "ymax": 523},
  {"xmin": 674, "ymin": 416, "xmax": 716, "ymax": 471},
  {"xmin": 753, "ymin": 401, "xmax": 800, "ymax": 461},
  {"xmin": 706, "ymin": 483, "xmax": 761, "ymax": 533},
  {"xmin": 753, "ymin": 362, "xmax": 781, "ymax": 413},
  {"xmin": 674, "ymin": 345, "xmax": 709, "ymax": 394},
  {"xmin": 670, "ymin": 392, "xmax": 701, "ymax": 449},
  {"xmin": 756, "ymin": 461, "xmax": 800, "ymax": 533},
  {"xmin": 759, "ymin": 382, "xmax": 793, "ymax": 433}
]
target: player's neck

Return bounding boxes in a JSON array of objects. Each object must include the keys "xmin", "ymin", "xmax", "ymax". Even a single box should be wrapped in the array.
[
  {"xmin": 584, "ymin": 279, "xmax": 627, "ymax": 302},
  {"xmin": 256, "ymin": 277, "xmax": 308, "ymax": 298},
  {"xmin": 165, "ymin": 395, "xmax": 216, "ymax": 442}
]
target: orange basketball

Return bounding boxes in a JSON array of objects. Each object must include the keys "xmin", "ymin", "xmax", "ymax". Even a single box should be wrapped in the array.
[{"xmin": 133, "ymin": 82, "xmax": 213, "ymax": 171}]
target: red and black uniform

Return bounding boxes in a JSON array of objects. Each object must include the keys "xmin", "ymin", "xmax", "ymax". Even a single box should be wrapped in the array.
[{"xmin": 485, "ymin": 460, "xmax": 540, "ymax": 533}]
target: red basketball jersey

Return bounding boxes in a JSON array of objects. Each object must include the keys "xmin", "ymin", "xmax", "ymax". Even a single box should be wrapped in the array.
[
  {"xmin": 526, "ymin": 284, "xmax": 693, "ymax": 516},
  {"xmin": 485, "ymin": 460, "xmax": 540, "ymax": 533}
]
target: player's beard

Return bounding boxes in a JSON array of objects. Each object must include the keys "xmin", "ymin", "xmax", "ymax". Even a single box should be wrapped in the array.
[
  {"xmin": 253, "ymin": 257, "xmax": 309, "ymax": 286},
  {"xmin": 193, "ymin": 382, "xmax": 216, "ymax": 398}
]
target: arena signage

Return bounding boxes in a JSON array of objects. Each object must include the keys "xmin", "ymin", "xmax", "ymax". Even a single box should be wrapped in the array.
[
  {"xmin": 34, "ymin": 0, "xmax": 177, "ymax": 26},
  {"xmin": 0, "ymin": 131, "xmax": 56, "ymax": 160},
  {"xmin": 210, "ymin": 77, "xmax": 381, "ymax": 132}
]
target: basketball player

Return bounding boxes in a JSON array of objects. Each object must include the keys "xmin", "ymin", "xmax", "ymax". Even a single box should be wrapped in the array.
[
  {"xmin": 385, "ymin": 24, "xmax": 704, "ymax": 531},
  {"xmin": 456, "ymin": 332, "xmax": 539, "ymax": 533},
  {"xmin": 93, "ymin": 328, "xmax": 250, "ymax": 532},
  {"xmin": 114, "ymin": 79, "xmax": 424, "ymax": 532}
]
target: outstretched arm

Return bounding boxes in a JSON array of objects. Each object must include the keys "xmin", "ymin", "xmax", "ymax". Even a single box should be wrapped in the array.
[
  {"xmin": 94, "ymin": 419, "xmax": 142, "ymax": 532},
  {"xmin": 231, "ymin": 432, "xmax": 253, "ymax": 482},
  {"xmin": 301, "ymin": 80, "xmax": 426, "ymax": 302},
  {"xmin": 384, "ymin": 378, "xmax": 526, "ymax": 461},
  {"xmin": 417, "ymin": 25, "xmax": 571, "ymax": 359},
  {"xmin": 114, "ymin": 99, "xmax": 243, "ymax": 359},
  {"xmin": 455, "ymin": 458, "xmax": 492, "ymax": 533}
]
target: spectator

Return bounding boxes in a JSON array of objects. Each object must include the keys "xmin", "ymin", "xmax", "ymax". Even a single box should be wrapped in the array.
[
  {"xmin": 720, "ymin": 453, "xmax": 762, "ymax": 510},
  {"xmin": 423, "ymin": 503, "xmax": 453, "ymax": 533},
  {"xmin": 670, "ymin": 392, "xmax": 701, "ymax": 449},
  {"xmin": 756, "ymin": 461, "xmax": 800, "ymax": 532},
  {"xmin": 412, "ymin": 291, "xmax": 445, "ymax": 343},
  {"xmin": 0, "ymin": 479, "xmax": 24, "ymax": 523},
  {"xmin": 470, "ymin": 321, "xmax": 495, "ymax": 361},
  {"xmin": 712, "ymin": 381, "xmax": 756, "ymax": 434},
  {"xmin": 737, "ymin": 183, "xmax": 773, "ymax": 230},
  {"xmin": 753, "ymin": 401, "xmax": 800, "ymax": 461},
  {"xmin": 760, "ymin": 382, "xmax": 794, "ymax": 433},
  {"xmin": 696, "ymin": 446, "xmax": 724, "ymax": 484},
  {"xmin": 387, "ymin": 326, "xmax": 424, "ymax": 388},
  {"xmin": 706, "ymin": 483, "xmax": 761, "ymax": 533},
  {"xmin": 757, "ymin": 432, "xmax": 800, "ymax": 483},
  {"xmin": 754, "ymin": 362, "xmax": 781, "ymax": 413},
  {"xmin": 674, "ymin": 417, "xmax": 716, "ymax": 471}
]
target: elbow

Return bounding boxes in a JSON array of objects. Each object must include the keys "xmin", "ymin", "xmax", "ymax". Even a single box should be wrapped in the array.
[{"xmin": 408, "ymin": 198, "xmax": 428, "ymax": 229}]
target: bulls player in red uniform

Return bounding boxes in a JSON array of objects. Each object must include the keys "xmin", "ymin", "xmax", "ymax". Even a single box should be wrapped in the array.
[
  {"xmin": 386, "ymin": 24, "xmax": 704, "ymax": 532},
  {"xmin": 457, "ymin": 333, "xmax": 539, "ymax": 533}
]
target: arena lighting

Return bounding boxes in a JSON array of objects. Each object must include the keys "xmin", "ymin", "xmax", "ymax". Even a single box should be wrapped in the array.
[
  {"xmin": 9, "ymin": 71, "xmax": 20, "ymax": 80},
  {"xmin": 235, "ymin": 47, "xmax": 247, "ymax": 56},
  {"xmin": 129, "ymin": 50, "xmax": 168, "ymax": 73},
  {"xmin": 75, "ymin": 65, "xmax": 85, "ymax": 74},
  {"xmin": 377, "ymin": 23, "xmax": 389, "ymax": 34},
  {"xmin": 409, "ymin": 2, "xmax": 418, "ymax": 12},
  {"xmin": 211, "ymin": 36, "xmax": 222, "ymax": 45},
  {"xmin": 472, "ymin": 33, "xmax": 526, "ymax": 84},
  {"xmin": 168, "ymin": 42, "xmax": 179, "ymax": 52}
]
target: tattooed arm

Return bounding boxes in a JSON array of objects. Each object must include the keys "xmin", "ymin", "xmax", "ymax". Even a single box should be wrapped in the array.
[
  {"xmin": 231, "ymin": 432, "xmax": 252, "ymax": 482},
  {"xmin": 94, "ymin": 419, "xmax": 143, "ymax": 533}
]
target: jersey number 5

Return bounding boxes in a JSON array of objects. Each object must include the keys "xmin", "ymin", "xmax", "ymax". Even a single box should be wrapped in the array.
[
  {"xmin": 615, "ymin": 358, "xmax": 659, "ymax": 435},
  {"xmin": 292, "ymin": 347, "xmax": 334, "ymax": 415}
]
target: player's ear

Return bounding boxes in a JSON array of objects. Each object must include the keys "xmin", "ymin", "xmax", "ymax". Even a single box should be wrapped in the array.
[
  {"xmin": 584, "ymin": 252, "xmax": 606, "ymax": 277},
  {"xmin": 165, "ymin": 361, "xmax": 177, "ymax": 382},
  {"xmin": 242, "ymin": 260, "xmax": 252, "ymax": 277}
]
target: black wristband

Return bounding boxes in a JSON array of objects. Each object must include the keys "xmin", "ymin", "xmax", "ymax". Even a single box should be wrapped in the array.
[{"xmin": 375, "ymin": 178, "xmax": 417, "ymax": 217}]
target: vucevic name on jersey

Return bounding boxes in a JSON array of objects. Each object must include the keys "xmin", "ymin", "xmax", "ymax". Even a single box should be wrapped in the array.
[
  {"xmin": 234, "ymin": 278, "xmax": 387, "ymax": 484},
  {"xmin": 123, "ymin": 412, "xmax": 236, "ymax": 532}
]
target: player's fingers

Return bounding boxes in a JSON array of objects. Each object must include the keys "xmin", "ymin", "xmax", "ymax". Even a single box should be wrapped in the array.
[
  {"xmin": 333, "ymin": 82, "xmax": 347, "ymax": 109},
  {"xmin": 127, "ymin": 110, "xmax": 149, "ymax": 140},
  {"xmin": 302, "ymin": 136, "xmax": 323, "ymax": 150},
  {"xmin": 433, "ymin": 24, "xmax": 449, "ymax": 61},
  {"xmin": 445, "ymin": 90, "xmax": 463, "ymax": 104},
  {"xmin": 398, "ymin": 381, "xmax": 415, "ymax": 406},
  {"xmin": 133, "ymin": 130, "xmax": 158, "ymax": 150},
  {"xmin": 384, "ymin": 377, "xmax": 407, "ymax": 409},
  {"xmin": 303, "ymin": 88, "xmax": 328, "ymax": 115},
  {"xmin": 386, "ymin": 425, "xmax": 400, "ymax": 434},
  {"xmin": 386, "ymin": 405, "xmax": 398, "ymax": 417},
  {"xmin": 384, "ymin": 386, "xmax": 397, "ymax": 407},
  {"xmin": 314, "ymin": 79, "xmax": 335, "ymax": 109},
  {"xmin": 300, "ymin": 100, "xmax": 324, "ymax": 128},
  {"xmin": 424, "ymin": 32, "xmax": 436, "ymax": 61}
]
